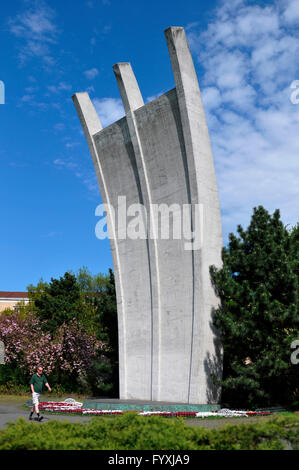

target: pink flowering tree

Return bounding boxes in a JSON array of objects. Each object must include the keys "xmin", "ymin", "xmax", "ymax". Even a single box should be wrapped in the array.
[{"xmin": 0, "ymin": 311, "xmax": 106, "ymax": 393}]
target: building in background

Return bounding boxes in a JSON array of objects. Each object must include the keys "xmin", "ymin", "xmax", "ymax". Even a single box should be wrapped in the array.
[{"xmin": 0, "ymin": 292, "xmax": 29, "ymax": 313}]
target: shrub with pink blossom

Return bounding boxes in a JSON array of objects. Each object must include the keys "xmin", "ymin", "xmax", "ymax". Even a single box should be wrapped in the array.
[{"xmin": 0, "ymin": 311, "xmax": 107, "ymax": 393}]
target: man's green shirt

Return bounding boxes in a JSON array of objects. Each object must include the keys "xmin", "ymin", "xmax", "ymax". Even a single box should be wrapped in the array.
[{"xmin": 30, "ymin": 373, "xmax": 47, "ymax": 394}]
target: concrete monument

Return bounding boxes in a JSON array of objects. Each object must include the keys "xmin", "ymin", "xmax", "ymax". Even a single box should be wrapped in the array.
[{"xmin": 73, "ymin": 27, "xmax": 223, "ymax": 404}]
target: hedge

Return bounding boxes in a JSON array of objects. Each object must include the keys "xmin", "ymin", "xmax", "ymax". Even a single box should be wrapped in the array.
[{"xmin": 0, "ymin": 413, "xmax": 298, "ymax": 450}]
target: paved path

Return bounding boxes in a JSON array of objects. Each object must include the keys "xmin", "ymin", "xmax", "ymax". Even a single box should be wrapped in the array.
[{"xmin": 0, "ymin": 398, "xmax": 93, "ymax": 430}]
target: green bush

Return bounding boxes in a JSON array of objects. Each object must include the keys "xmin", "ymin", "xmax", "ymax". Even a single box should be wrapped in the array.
[
  {"xmin": 0, "ymin": 413, "xmax": 298, "ymax": 450},
  {"xmin": 0, "ymin": 381, "xmax": 29, "ymax": 395},
  {"xmin": 210, "ymin": 207, "xmax": 299, "ymax": 408},
  {"xmin": 0, "ymin": 364, "xmax": 29, "ymax": 392}
]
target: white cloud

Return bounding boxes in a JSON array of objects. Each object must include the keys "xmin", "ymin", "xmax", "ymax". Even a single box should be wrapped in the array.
[
  {"xmin": 93, "ymin": 97, "xmax": 124, "ymax": 127},
  {"xmin": 54, "ymin": 159, "xmax": 78, "ymax": 170},
  {"xmin": 85, "ymin": 85, "xmax": 95, "ymax": 95},
  {"xmin": 283, "ymin": 0, "xmax": 299, "ymax": 24},
  {"xmin": 8, "ymin": 1, "xmax": 58, "ymax": 66},
  {"xmin": 18, "ymin": 93, "xmax": 47, "ymax": 109},
  {"xmin": 54, "ymin": 123, "xmax": 65, "ymax": 132},
  {"xmin": 84, "ymin": 68, "xmax": 99, "ymax": 80},
  {"xmin": 47, "ymin": 82, "xmax": 72, "ymax": 94},
  {"xmin": 201, "ymin": 87, "xmax": 222, "ymax": 112},
  {"xmin": 187, "ymin": 0, "xmax": 299, "ymax": 241},
  {"xmin": 54, "ymin": 158, "xmax": 99, "ymax": 194},
  {"xmin": 9, "ymin": 4, "xmax": 56, "ymax": 39},
  {"xmin": 146, "ymin": 91, "xmax": 165, "ymax": 103}
]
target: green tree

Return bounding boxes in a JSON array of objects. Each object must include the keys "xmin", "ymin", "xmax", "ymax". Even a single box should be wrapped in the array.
[
  {"xmin": 76, "ymin": 266, "xmax": 110, "ymax": 294},
  {"xmin": 92, "ymin": 269, "xmax": 119, "ymax": 397},
  {"xmin": 27, "ymin": 279, "xmax": 49, "ymax": 304},
  {"xmin": 33, "ymin": 272, "xmax": 82, "ymax": 336},
  {"xmin": 74, "ymin": 266, "xmax": 119, "ymax": 396},
  {"xmin": 29, "ymin": 268, "xmax": 119, "ymax": 396},
  {"xmin": 210, "ymin": 206, "xmax": 299, "ymax": 409}
]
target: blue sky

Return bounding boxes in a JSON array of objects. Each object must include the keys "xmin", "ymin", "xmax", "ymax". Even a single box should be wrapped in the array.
[{"xmin": 1, "ymin": 0, "xmax": 299, "ymax": 291}]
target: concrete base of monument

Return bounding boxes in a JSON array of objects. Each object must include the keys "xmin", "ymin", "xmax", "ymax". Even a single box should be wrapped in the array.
[{"xmin": 82, "ymin": 399, "xmax": 220, "ymax": 413}]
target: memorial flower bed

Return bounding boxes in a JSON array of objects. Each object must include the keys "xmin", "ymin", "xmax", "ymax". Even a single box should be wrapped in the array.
[
  {"xmin": 39, "ymin": 402, "xmax": 83, "ymax": 414},
  {"xmin": 37, "ymin": 399, "xmax": 271, "ymax": 418}
]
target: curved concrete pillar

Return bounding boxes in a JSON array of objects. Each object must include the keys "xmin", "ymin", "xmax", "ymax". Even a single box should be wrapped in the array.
[
  {"xmin": 164, "ymin": 27, "xmax": 223, "ymax": 402},
  {"xmin": 112, "ymin": 63, "xmax": 144, "ymax": 113},
  {"xmin": 113, "ymin": 62, "xmax": 162, "ymax": 401},
  {"xmin": 73, "ymin": 27, "xmax": 223, "ymax": 404}
]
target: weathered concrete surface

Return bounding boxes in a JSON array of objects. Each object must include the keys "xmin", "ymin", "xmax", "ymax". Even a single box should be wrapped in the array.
[{"xmin": 73, "ymin": 27, "xmax": 223, "ymax": 404}]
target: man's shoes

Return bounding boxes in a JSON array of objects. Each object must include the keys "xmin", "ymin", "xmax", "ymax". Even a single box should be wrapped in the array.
[
  {"xmin": 29, "ymin": 415, "xmax": 33, "ymax": 421},
  {"xmin": 38, "ymin": 416, "xmax": 44, "ymax": 422}
]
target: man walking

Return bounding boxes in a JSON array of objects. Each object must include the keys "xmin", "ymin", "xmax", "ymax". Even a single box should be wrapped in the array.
[{"xmin": 29, "ymin": 365, "xmax": 51, "ymax": 421}]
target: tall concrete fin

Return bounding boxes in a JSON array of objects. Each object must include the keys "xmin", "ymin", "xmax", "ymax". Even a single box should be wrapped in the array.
[
  {"xmin": 164, "ymin": 28, "xmax": 200, "ymax": 104},
  {"xmin": 113, "ymin": 63, "xmax": 144, "ymax": 114},
  {"xmin": 165, "ymin": 27, "xmax": 223, "ymax": 403},
  {"xmin": 113, "ymin": 61, "xmax": 161, "ymax": 402},
  {"xmin": 164, "ymin": 27, "xmax": 220, "ymax": 202},
  {"xmin": 72, "ymin": 92, "xmax": 102, "ymax": 151},
  {"xmin": 72, "ymin": 92, "xmax": 128, "ymax": 398},
  {"xmin": 72, "ymin": 92, "xmax": 104, "ymax": 192}
]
